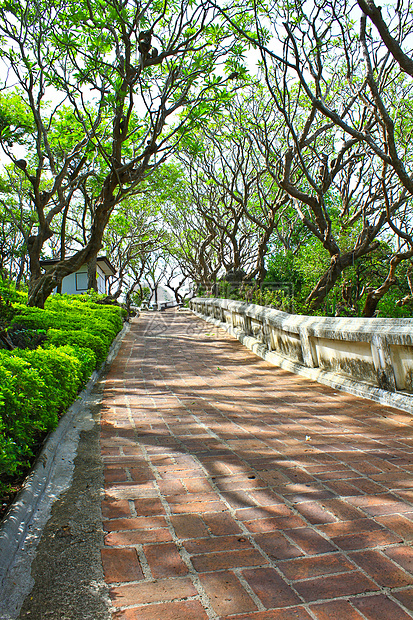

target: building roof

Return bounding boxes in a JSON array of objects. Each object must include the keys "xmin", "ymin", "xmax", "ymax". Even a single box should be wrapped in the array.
[{"xmin": 40, "ymin": 256, "xmax": 116, "ymax": 276}]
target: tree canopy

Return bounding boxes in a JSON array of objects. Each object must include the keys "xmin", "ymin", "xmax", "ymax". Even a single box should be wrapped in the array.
[{"xmin": 1, "ymin": 0, "xmax": 413, "ymax": 317}]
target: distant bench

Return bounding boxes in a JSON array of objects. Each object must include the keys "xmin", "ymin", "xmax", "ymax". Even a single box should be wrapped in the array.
[{"xmin": 141, "ymin": 301, "xmax": 177, "ymax": 311}]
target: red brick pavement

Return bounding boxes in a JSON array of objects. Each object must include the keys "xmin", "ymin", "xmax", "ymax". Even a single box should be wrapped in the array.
[{"xmin": 100, "ymin": 310, "xmax": 413, "ymax": 619}]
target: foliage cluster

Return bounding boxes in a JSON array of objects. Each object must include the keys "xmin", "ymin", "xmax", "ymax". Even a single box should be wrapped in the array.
[
  {"xmin": 0, "ymin": 282, "xmax": 124, "ymax": 498},
  {"xmin": 0, "ymin": 276, "xmax": 27, "ymax": 330},
  {"xmin": 211, "ymin": 244, "xmax": 413, "ymax": 318}
]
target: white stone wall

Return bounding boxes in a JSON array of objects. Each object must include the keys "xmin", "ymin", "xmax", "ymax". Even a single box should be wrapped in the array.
[{"xmin": 190, "ymin": 297, "xmax": 413, "ymax": 413}]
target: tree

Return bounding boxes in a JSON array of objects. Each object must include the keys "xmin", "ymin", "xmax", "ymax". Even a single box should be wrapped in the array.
[
  {"xmin": 357, "ymin": 0, "xmax": 413, "ymax": 79},
  {"xmin": 0, "ymin": 0, "xmax": 240, "ymax": 307},
  {"xmin": 177, "ymin": 99, "xmax": 286, "ymax": 284},
  {"xmin": 163, "ymin": 192, "xmax": 223, "ymax": 290},
  {"xmin": 214, "ymin": 0, "xmax": 413, "ymax": 313},
  {"xmin": 102, "ymin": 194, "xmax": 166, "ymax": 299},
  {"xmin": 0, "ymin": 171, "xmax": 34, "ymax": 286}
]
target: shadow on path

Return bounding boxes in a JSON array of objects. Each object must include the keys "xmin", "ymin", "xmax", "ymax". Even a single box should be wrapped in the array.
[{"xmin": 76, "ymin": 311, "xmax": 413, "ymax": 619}]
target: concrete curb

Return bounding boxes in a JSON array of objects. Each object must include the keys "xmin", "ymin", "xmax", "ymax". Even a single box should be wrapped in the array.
[
  {"xmin": 0, "ymin": 320, "xmax": 130, "ymax": 618},
  {"xmin": 191, "ymin": 310, "xmax": 413, "ymax": 414}
]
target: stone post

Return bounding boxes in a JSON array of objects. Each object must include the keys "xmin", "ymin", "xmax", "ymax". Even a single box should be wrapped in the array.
[
  {"xmin": 299, "ymin": 327, "xmax": 318, "ymax": 368},
  {"xmin": 371, "ymin": 335, "xmax": 397, "ymax": 392}
]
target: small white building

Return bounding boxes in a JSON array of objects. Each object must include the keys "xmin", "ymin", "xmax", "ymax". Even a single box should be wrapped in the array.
[
  {"xmin": 40, "ymin": 256, "xmax": 116, "ymax": 295},
  {"xmin": 149, "ymin": 284, "xmax": 176, "ymax": 308}
]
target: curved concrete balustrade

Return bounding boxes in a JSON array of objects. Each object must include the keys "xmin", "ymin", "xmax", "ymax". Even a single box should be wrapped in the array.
[{"xmin": 190, "ymin": 297, "xmax": 413, "ymax": 414}]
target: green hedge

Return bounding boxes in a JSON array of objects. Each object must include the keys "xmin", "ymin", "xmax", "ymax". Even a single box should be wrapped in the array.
[
  {"xmin": 0, "ymin": 346, "xmax": 83, "ymax": 479},
  {"xmin": 11, "ymin": 295, "xmax": 123, "ymax": 362},
  {"xmin": 46, "ymin": 329, "xmax": 105, "ymax": 365},
  {"xmin": 0, "ymin": 292, "xmax": 124, "ymax": 495}
]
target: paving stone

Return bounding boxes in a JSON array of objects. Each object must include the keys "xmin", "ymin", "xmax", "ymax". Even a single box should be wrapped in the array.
[
  {"xmin": 202, "ymin": 511, "xmax": 243, "ymax": 535},
  {"xmin": 309, "ymin": 600, "xmax": 366, "ymax": 619},
  {"xmin": 242, "ymin": 567, "xmax": 301, "ymax": 607},
  {"xmin": 191, "ymin": 548, "xmax": 267, "ymax": 572},
  {"xmin": 345, "ymin": 478, "xmax": 386, "ymax": 494},
  {"xmin": 320, "ymin": 480, "xmax": 364, "ymax": 496},
  {"xmin": 169, "ymin": 514, "xmax": 209, "ymax": 539},
  {"xmin": 253, "ymin": 531, "xmax": 304, "ymax": 560},
  {"xmin": 199, "ymin": 570, "xmax": 257, "ymax": 616},
  {"xmin": 350, "ymin": 594, "xmax": 413, "ymax": 619},
  {"xmin": 361, "ymin": 500, "xmax": 413, "ymax": 516},
  {"xmin": 109, "ymin": 576, "xmax": 196, "ymax": 607},
  {"xmin": 225, "ymin": 610, "xmax": 313, "ymax": 620},
  {"xmin": 101, "ymin": 499, "xmax": 131, "ymax": 519},
  {"xmin": 331, "ymin": 528, "xmax": 402, "ymax": 550},
  {"xmin": 375, "ymin": 514, "xmax": 413, "ymax": 540},
  {"xmin": 184, "ymin": 534, "xmax": 253, "ymax": 555},
  {"xmin": 384, "ymin": 545, "xmax": 413, "ymax": 573},
  {"xmin": 283, "ymin": 489, "xmax": 335, "ymax": 502},
  {"xmin": 317, "ymin": 517, "xmax": 384, "ymax": 537},
  {"xmin": 247, "ymin": 490, "xmax": 285, "ymax": 505},
  {"xmin": 156, "ymin": 480, "xmax": 186, "ymax": 495},
  {"xmin": 320, "ymin": 498, "xmax": 366, "ymax": 521},
  {"xmin": 112, "ymin": 600, "xmax": 209, "ymax": 620},
  {"xmin": 278, "ymin": 552, "xmax": 355, "ymax": 580},
  {"xmin": 132, "ymin": 498, "xmax": 166, "ymax": 516},
  {"xmin": 283, "ymin": 527, "xmax": 336, "ymax": 555},
  {"xmin": 103, "ymin": 516, "xmax": 167, "ymax": 532},
  {"xmin": 170, "ymin": 499, "xmax": 227, "ymax": 513},
  {"xmin": 129, "ymin": 468, "xmax": 155, "ymax": 482},
  {"xmin": 182, "ymin": 477, "xmax": 213, "ymax": 493},
  {"xmin": 294, "ymin": 571, "xmax": 379, "ymax": 602},
  {"xmin": 293, "ymin": 501, "xmax": 337, "ymax": 524},
  {"xmin": 101, "ymin": 548, "xmax": 144, "ymax": 583},
  {"xmin": 349, "ymin": 549, "xmax": 413, "ymax": 587},
  {"xmin": 143, "ymin": 542, "xmax": 188, "ymax": 578},
  {"xmin": 104, "ymin": 467, "xmax": 128, "ymax": 483},
  {"xmin": 105, "ymin": 528, "xmax": 172, "ymax": 546},
  {"xmin": 235, "ymin": 505, "xmax": 295, "ymax": 521},
  {"xmin": 393, "ymin": 587, "xmax": 413, "ymax": 611},
  {"xmin": 244, "ymin": 515, "xmax": 306, "ymax": 533}
]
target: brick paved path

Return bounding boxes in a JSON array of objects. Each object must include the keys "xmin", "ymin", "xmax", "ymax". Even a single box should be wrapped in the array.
[{"xmin": 100, "ymin": 310, "xmax": 413, "ymax": 619}]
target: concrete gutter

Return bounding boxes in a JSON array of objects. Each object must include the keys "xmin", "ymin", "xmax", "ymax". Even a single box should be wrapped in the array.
[{"xmin": 0, "ymin": 320, "xmax": 130, "ymax": 620}]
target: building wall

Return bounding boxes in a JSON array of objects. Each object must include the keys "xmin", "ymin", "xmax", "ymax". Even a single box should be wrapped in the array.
[{"xmin": 59, "ymin": 265, "xmax": 106, "ymax": 295}]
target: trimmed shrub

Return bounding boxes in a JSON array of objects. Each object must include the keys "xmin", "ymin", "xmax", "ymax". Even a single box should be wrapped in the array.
[
  {"xmin": 0, "ymin": 292, "xmax": 125, "ymax": 497},
  {"xmin": 7, "ymin": 324, "xmax": 48, "ymax": 349},
  {"xmin": 46, "ymin": 328, "xmax": 106, "ymax": 365},
  {"xmin": 11, "ymin": 300, "xmax": 123, "ymax": 350},
  {"xmin": 57, "ymin": 344, "xmax": 97, "ymax": 383},
  {"xmin": 0, "ymin": 344, "xmax": 96, "ymax": 485},
  {"xmin": 0, "ymin": 276, "xmax": 27, "ymax": 305},
  {"xmin": 0, "ymin": 353, "xmax": 60, "ymax": 480}
]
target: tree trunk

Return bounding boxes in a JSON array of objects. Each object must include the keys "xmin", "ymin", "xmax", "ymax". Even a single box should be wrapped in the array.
[
  {"xmin": 27, "ymin": 228, "xmax": 54, "ymax": 308},
  {"xmin": 27, "ymin": 192, "xmax": 115, "ymax": 307},
  {"xmin": 362, "ymin": 250, "xmax": 413, "ymax": 317},
  {"xmin": 306, "ymin": 237, "xmax": 382, "ymax": 311},
  {"xmin": 87, "ymin": 255, "xmax": 98, "ymax": 291},
  {"xmin": 57, "ymin": 204, "xmax": 70, "ymax": 294},
  {"xmin": 15, "ymin": 252, "xmax": 27, "ymax": 289},
  {"xmin": 362, "ymin": 281, "xmax": 396, "ymax": 317},
  {"xmin": 305, "ymin": 254, "xmax": 349, "ymax": 310},
  {"xmin": 27, "ymin": 240, "xmax": 103, "ymax": 307}
]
